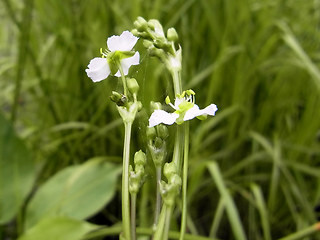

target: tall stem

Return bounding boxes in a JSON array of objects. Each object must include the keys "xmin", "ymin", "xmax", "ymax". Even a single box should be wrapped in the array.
[
  {"xmin": 122, "ymin": 122, "xmax": 132, "ymax": 240},
  {"xmin": 154, "ymin": 166, "xmax": 162, "ymax": 226},
  {"xmin": 118, "ymin": 62, "xmax": 128, "ymax": 96},
  {"xmin": 131, "ymin": 193, "xmax": 137, "ymax": 240},
  {"xmin": 179, "ymin": 122, "xmax": 190, "ymax": 240},
  {"xmin": 163, "ymin": 206, "xmax": 173, "ymax": 240}
]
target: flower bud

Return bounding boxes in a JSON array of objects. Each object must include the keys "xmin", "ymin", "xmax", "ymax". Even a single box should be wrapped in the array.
[
  {"xmin": 134, "ymin": 16, "xmax": 148, "ymax": 31},
  {"xmin": 110, "ymin": 91, "xmax": 127, "ymax": 106},
  {"xmin": 134, "ymin": 150, "xmax": 147, "ymax": 166},
  {"xmin": 146, "ymin": 126, "xmax": 156, "ymax": 140},
  {"xmin": 154, "ymin": 137, "xmax": 163, "ymax": 149},
  {"xmin": 163, "ymin": 162, "xmax": 177, "ymax": 180},
  {"xmin": 167, "ymin": 28, "xmax": 179, "ymax": 42},
  {"xmin": 143, "ymin": 39, "xmax": 154, "ymax": 49},
  {"xmin": 127, "ymin": 78, "xmax": 139, "ymax": 94},
  {"xmin": 157, "ymin": 125, "xmax": 169, "ymax": 139},
  {"xmin": 150, "ymin": 101, "xmax": 162, "ymax": 111}
]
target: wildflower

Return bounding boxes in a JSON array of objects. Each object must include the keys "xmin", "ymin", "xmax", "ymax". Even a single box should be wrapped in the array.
[
  {"xmin": 149, "ymin": 90, "xmax": 217, "ymax": 127},
  {"xmin": 85, "ymin": 31, "xmax": 140, "ymax": 82}
]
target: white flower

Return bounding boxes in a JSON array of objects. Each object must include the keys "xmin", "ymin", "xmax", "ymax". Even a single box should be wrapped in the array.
[
  {"xmin": 85, "ymin": 31, "xmax": 140, "ymax": 82},
  {"xmin": 148, "ymin": 91, "xmax": 218, "ymax": 127}
]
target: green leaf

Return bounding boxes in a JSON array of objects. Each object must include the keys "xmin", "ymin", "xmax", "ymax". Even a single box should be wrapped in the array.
[
  {"xmin": 0, "ymin": 113, "xmax": 36, "ymax": 224},
  {"xmin": 18, "ymin": 216, "xmax": 98, "ymax": 240},
  {"xmin": 25, "ymin": 159, "xmax": 121, "ymax": 230}
]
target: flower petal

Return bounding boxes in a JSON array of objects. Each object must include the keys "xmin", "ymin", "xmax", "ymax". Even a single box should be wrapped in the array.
[
  {"xmin": 198, "ymin": 104, "xmax": 218, "ymax": 116},
  {"xmin": 183, "ymin": 104, "xmax": 218, "ymax": 121},
  {"xmin": 183, "ymin": 105, "xmax": 201, "ymax": 121},
  {"xmin": 149, "ymin": 110, "xmax": 179, "ymax": 127},
  {"xmin": 114, "ymin": 52, "xmax": 140, "ymax": 77},
  {"xmin": 85, "ymin": 57, "xmax": 110, "ymax": 82},
  {"xmin": 107, "ymin": 31, "xmax": 139, "ymax": 52}
]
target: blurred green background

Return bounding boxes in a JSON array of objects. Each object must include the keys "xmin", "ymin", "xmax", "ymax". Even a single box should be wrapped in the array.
[{"xmin": 1, "ymin": 0, "xmax": 320, "ymax": 239}]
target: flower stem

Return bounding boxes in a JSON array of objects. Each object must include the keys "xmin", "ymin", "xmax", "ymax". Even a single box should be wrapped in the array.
[
  {"xmin": 122, "ymin": 122, "xmax": 132, "ymax": 240},
  {"xmin": 179, "ymin": 122, "xmax": 190, "ymax": 240},
  {"xmin": 153, "ymin": 205, "xmax": 167, "ymax": 240},
  {"xmin": 171, "ymin": 69, "xmax": 182, "ymax": 95},
  {"xmin": 154, "ymin": 166, "xmax": 162, "ymax": 226},
  {"xmin": 163, "ymin": 205, "xmax": 173, "ymax": 240},
  {"xmin": 118, "ymin": 62, "xmax": 128, "ymax": 96},
  {"xmin": 130, "ymin": 193, "xmax": 137, "ymax": 240}
]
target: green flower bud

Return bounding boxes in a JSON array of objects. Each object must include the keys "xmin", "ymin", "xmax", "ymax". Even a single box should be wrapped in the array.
[
  {"xmin": 110, "ymin": 91, "xmax": 127, "ymax": 106},
  {"xmin": 146, "ymin": 126, "xmax": 156, "ymax": 140},
  {"xmin": 157, "ymin": 125, "xmax": 169, "ymax": 140},
  {"xmin": 170, "ymin": 174, "xmax": 182, "ymax": 187},
  {"xmin": 154, "ymin": 137, "xmax": 163, "ymax": 149},
  {"xmin": 127, "ymin": 78, "xmax": 139, "ymax": 94},
  {"xmin": 167, "ymin": 27, "xmax": 179, "ymax": 42},
  {"xmin": 134, "ymin": 150, "xmax": 147, "ymax": 166},
  {"xmin": 134, "ymin": 16, "xmax": 148, "ymax": 31},
  {"xmin": 143, "ymin": 39, "xmax": 154, "ymax": 49},
  {"xmin": 131, "ymin": 28, "xmax": 139, "ymax": 36},
  {"xmin": 163, "ymin": 162, "xmax": 177, "ymax": 180},
  {"xmin": 150, "ymin": 101, "xmax": 162, "ymax": 111}
]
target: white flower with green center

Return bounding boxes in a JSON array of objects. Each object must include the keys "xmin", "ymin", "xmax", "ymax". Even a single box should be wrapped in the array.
[
  {"xmin": 149, "ymin": 90, "xmax": 218, "ymax": 127},
  {"xmin": 85, "ymin": 31, "xmax": 140, "ymax": 82}
]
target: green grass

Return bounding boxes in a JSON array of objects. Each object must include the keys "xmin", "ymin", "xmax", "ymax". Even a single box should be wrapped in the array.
[{"xmin": 1, "ymin": 0, "xmax": 320, "ymax": 239}]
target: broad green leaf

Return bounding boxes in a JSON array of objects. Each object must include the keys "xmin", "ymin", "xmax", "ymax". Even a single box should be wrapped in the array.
[
  {"xmin": 25, "ymin": 159, "xmax": 121, "ymax": 230},
  {"xmin": 18, "ymin": 216, "xmax": 98, "ymax": 240},
  {"xmin": 0, "ymin": 113, "xmax": 36, "ymax": 224}
]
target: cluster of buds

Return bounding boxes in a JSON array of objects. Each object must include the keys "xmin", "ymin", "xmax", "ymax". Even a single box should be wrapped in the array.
[
  {"xmin": 110, "ymin": 77, "xmax": 142, "ymax": 123},
  {"xmin": 132, "ymin": 17, "xmax": 181, "ymax": 72},
  {"xmin": 129, "ymin": 150, "xmax": 147, "ymax": 194},
  {"xmin": 146, "ymin": 102, "xmax": 169, "ymax": 167},
  {"xmin": 159, "ymin": 162, "xmax": 182, "ymax": 207}
]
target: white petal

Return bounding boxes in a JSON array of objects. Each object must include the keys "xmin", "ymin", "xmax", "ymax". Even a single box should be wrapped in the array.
[
  {"xmin": 85, "ymin": 57, "xmax": 110, "ymax": 82},
  {"xmin": 183, "ymin": 104, "xmax": 218, "ymax": 121},
  {"xmin": 149, "ymin": 110, "xmax": 179, "ymax": 127},
  {"xmin": 114, "ymin": 52, "xmax": 140, "ymax": 77},
  {"xmin": 107, "ymin": 31, "xmax": 139, "ymax": 52},
  {"xmin": 198, "ymin": 104, "xmax": 218, "ymax": 116},
  {"xmin": 183, "ymin": 105, "xmax": 201, "ymax": 121}
]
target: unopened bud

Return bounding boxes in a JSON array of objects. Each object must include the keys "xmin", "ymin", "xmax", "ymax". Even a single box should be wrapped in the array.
[
  {"xmin": 127, "ymin": 78, "xmax": 139, "ymax": 94},
  {"xmin": 134, "ymin": 16, "xmax": 148, "ymax": 31},
  {"xmin": 134, "ymin": 150, "xmax": 147, "ymax": 166},
  {"xmin": 110, "ymin": 91, "xmax": 127, "ymax": 106},
  {"xmin": 163, "ymin": 162, "xmax": 177, "ymax": 180},
  {"xmin": 157, "ymin": 125, "xmax": 169, "ymax": 139},
  {"xmin": 143, "ymin": 39, "xmax": 154, "ymax": 49},
  {"xmin": 167, "ymin": 28, "xmax": 179, "ymax": 42},
  {"xmin": 150, "ymin": 101, "xmax": 162, "ymax": 111},
  {"xmin": 146, "ymin": 127, "xmax": 156, "ymax": 140}
]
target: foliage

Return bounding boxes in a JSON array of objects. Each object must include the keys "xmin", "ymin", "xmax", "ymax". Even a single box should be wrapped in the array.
[{"xmin": 0, "ymin": 0, "xmax": 320, "ymax": 239}]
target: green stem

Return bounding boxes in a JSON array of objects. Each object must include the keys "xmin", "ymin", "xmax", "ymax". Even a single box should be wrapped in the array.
[
  {"xmin": 278, "ymin": 222, "xmax": 320, "ymax": 240},
  {"xmin": 154, "ymin": 166, "xmax": 162, "ymax": 226},
  {"xmin": 153, "ymin": 205, "xmax": 167, "ymax": 240},
  {"xmin": 122, "ymin": 122, "xmax": 132, "ymax": 240},
  {"xmin": 118, "ymin": 62, "xmax": 128, "ymax": 96},
  {"xmin": 179, "ymin": 122, "xmax": 190, "ymax": 240},
  {"xmin": 172, "ymin": 125, "xmax": 183, "ymax": 169},
  {"xmin": 83, "ymin": 226, "xmax": 220, "ymax": 240},
  {"xmin": 131, "ymin": 193, "xmax": 137, "ymax": 240},
  {"xmin": 163, "ymin": 206, "xmax": 173, "ymax": 240},
  {"xmin": 171, "ymin": 69, "xmax": 182, "ymax": 95}
]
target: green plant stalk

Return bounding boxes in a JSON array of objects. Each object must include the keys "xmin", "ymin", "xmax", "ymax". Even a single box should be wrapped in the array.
[
  {"xmin": 118, "ymin": 62, "xmax": 128, "ymax": 96},
  {"xmin": 278, "ymin": 222, "xmax": 320, "ymax": 240},
  {"xmin": 154, "ymin": 166, "xmax": 162, "ymax": 226},
  {"xmin": 122, "ymin": 122, "xmax": 132, "ymax": 240},
  {"xmin": 163, "ymin": 205, "xmax": 173, "ymax": 240},
  {"xmin": 179, "ymin": 122, "xmax": 190, "ymax": 240},
  {"xmin": 153, "ymin": 204, "xmax": 167, "ymax": 240},
  {"xmin": 131, "ymin": 193, "xmax": 137, "ymax": 240},
  {"xmin": 83, "ymin": 225, "xmax": 219, "ymax": 240}
]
